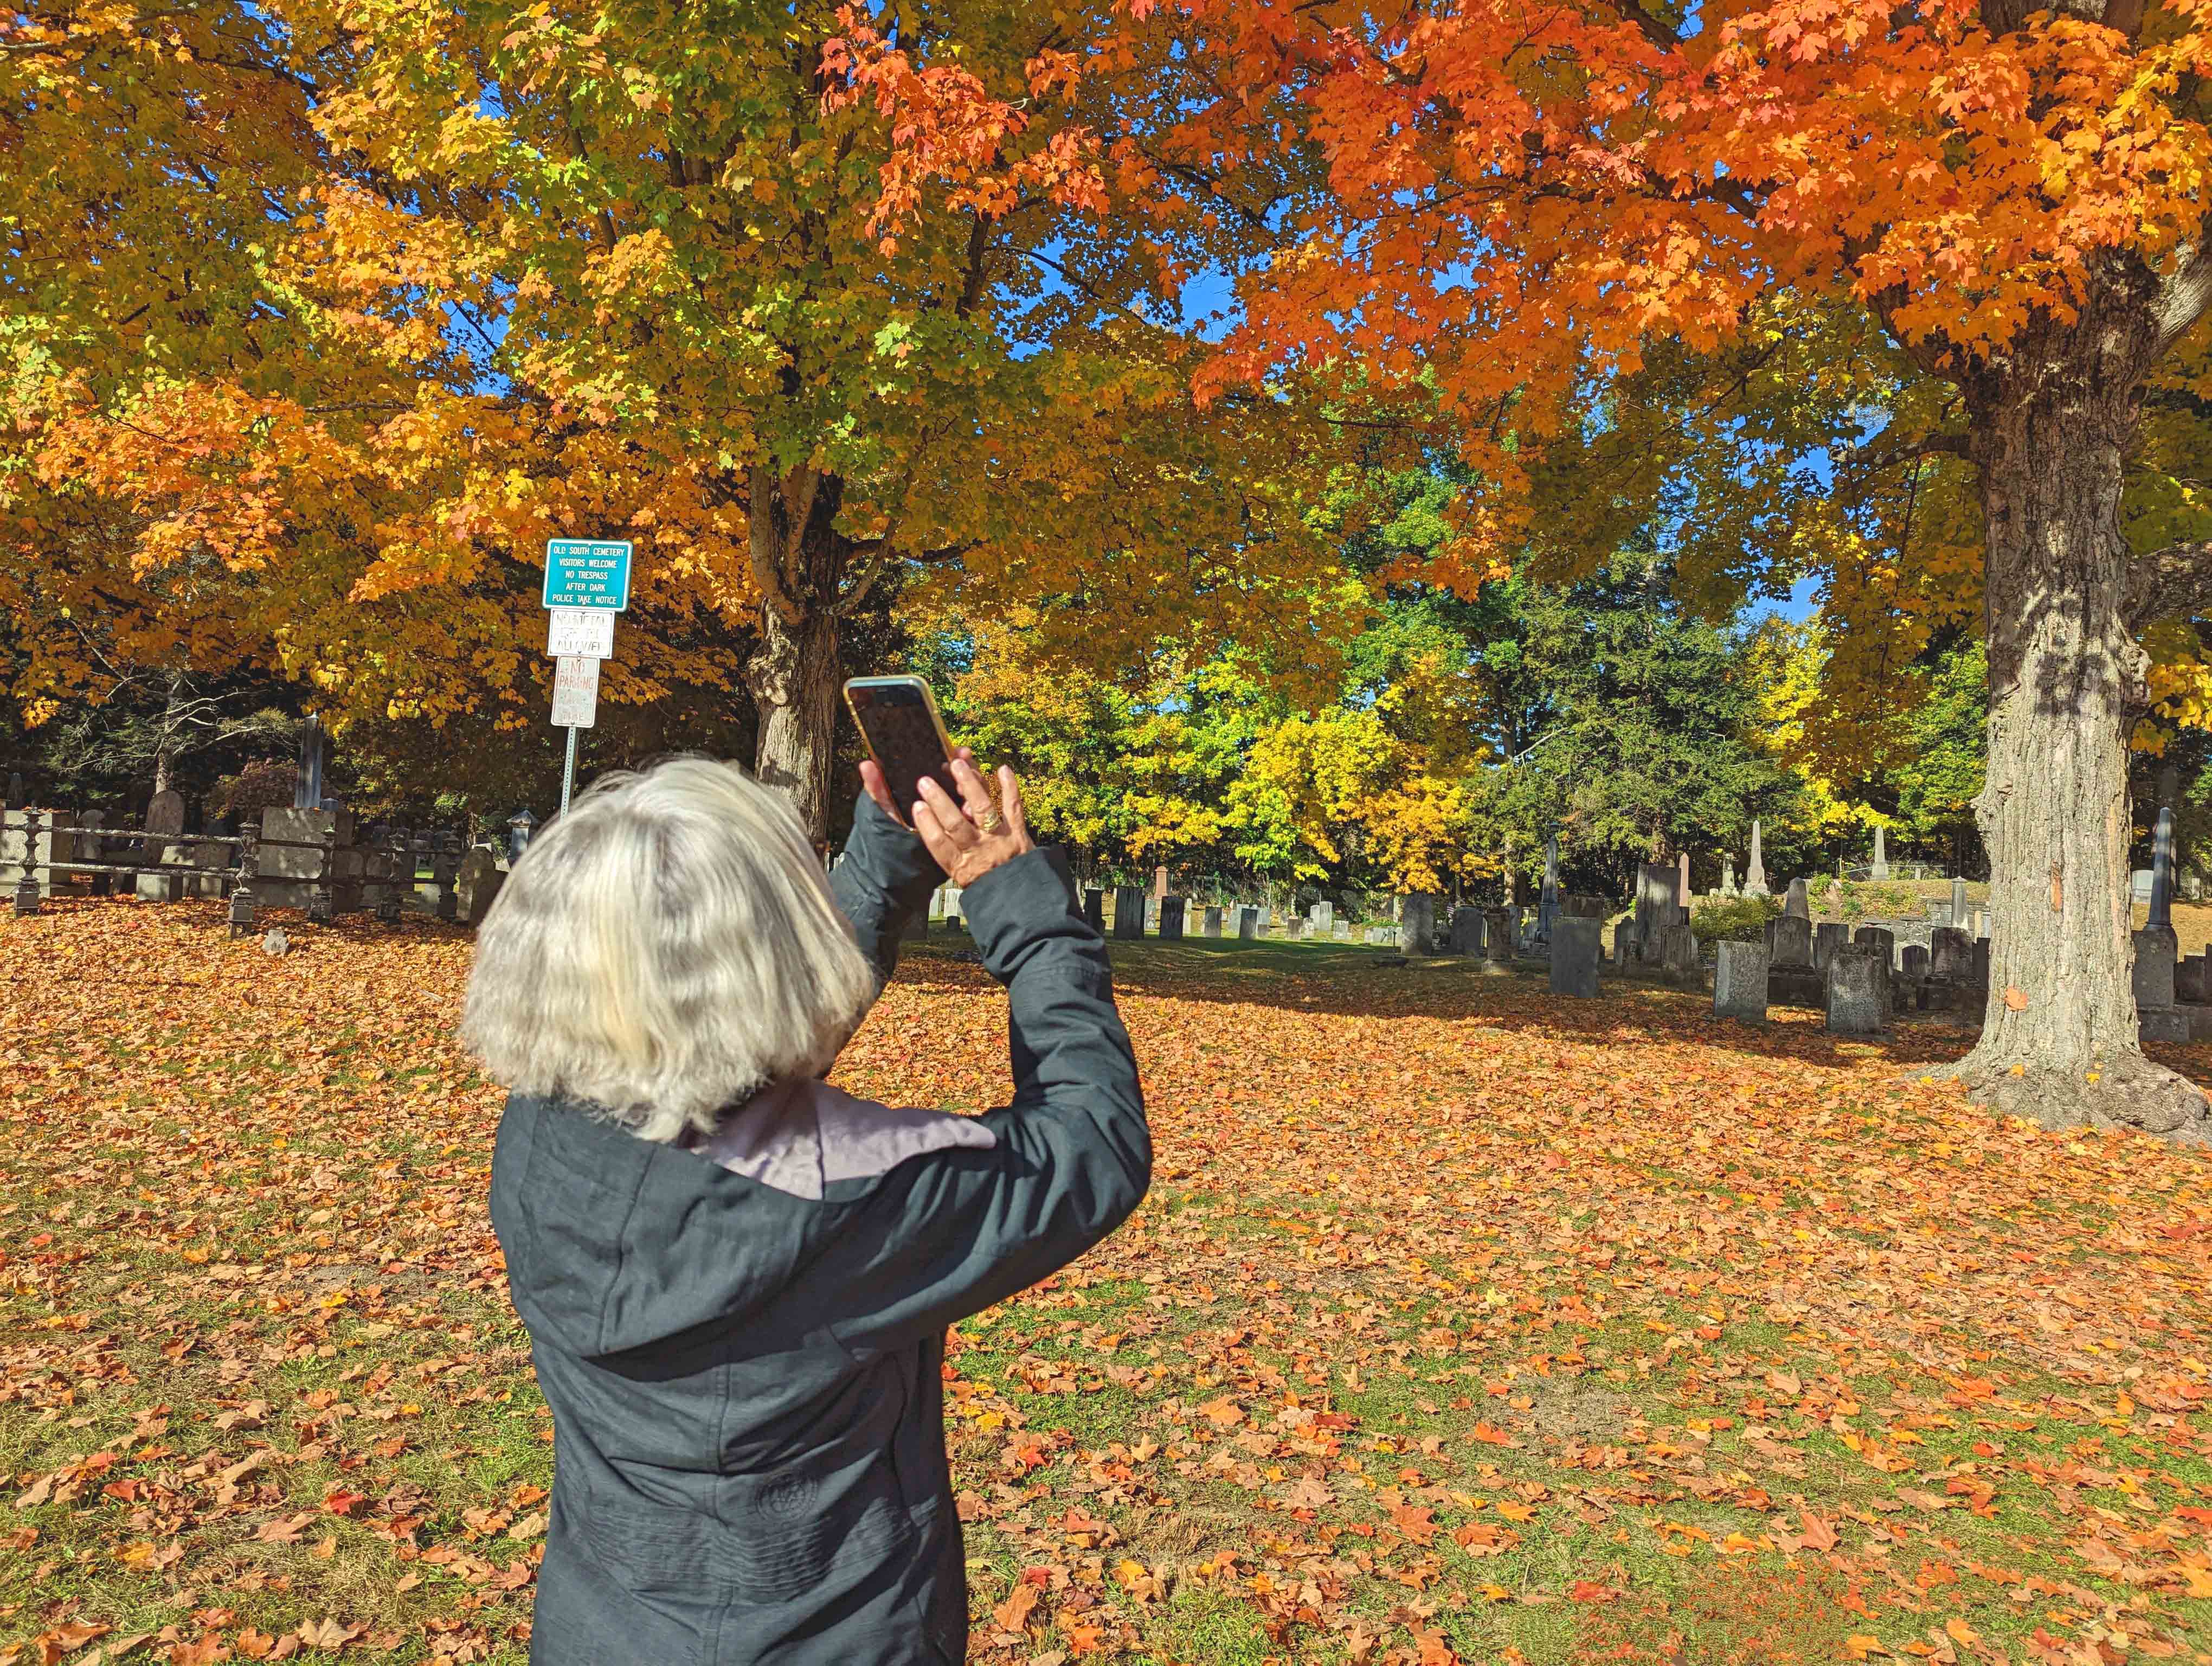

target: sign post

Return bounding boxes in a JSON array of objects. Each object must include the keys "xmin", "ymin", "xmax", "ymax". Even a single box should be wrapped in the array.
[{"xmin": 541, "ymin": 540, "xmax": 631, "ymax": 813}]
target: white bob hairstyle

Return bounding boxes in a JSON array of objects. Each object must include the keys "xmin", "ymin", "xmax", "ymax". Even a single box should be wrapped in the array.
[{"xmin": 460, "ymin": 757, "xmax": 877, "ymax": 1144}]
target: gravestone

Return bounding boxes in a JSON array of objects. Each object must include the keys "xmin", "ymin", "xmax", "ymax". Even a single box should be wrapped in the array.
[
  {"xmin": 1613, "ymin": 923, "xmax": 1639, "ymax": 967},
  {"xmin": 258, "ymin": 806, "xmax": 341, "ymax": 909},
  {"xmin": 163, "ymin": 838, "xmax": 228, "ymax": 900},
  {"xmin": 1083, "ymin": 888, "xmax": 1104, "ymax": 932},
  {"xmin": 1238, "ymin": 906, "xmax": 1259, "ymax": 941},
  {"xmin": 2134, "ymin": 926, "xmax": 2179, "ymax": 1011},
  {"xmin": 1656, "ymin": 922, "xmax": 1700, "ymax": 982},
  {"xmin": 1113, "ymin": 885, "xmax": 1146, "ymax": 940},
  {"xmin": 1720, "ymin": 857, "xmax": 1738, "ymax": 897},
  {"xmin": 1400, "ymin": 893, "xmax": 1441, "ymax": 954},
  {"xmin": 1854, "ymin": 925, "xmax": 1895, "ymax": 967},
  {"xmin": 1784, "ymin": 878, "xmax": 1810, "ymax": 920},
  {"xmin": 2131, "ymin": 869, "xmax": 2155, "ymax": 905},
  {"xmin": 1744, "ymin": 819, "xmax": 1769, "ymax": 896},
  {"xmin": 1153, "ymin": 864, "xmax": 1168, "ymax": 899},
  {"xmin": 1204, "ymin": 905, "xmax": 1224, "ymax": 937},
  {"xmin": 1549, "ymin": 916, "xmax": 1602, "ymax": 997},
  {"xmin": 1448, "ymin": 905, "xmax": 1485, "ymax": 956},
  {"xmin": 1950, "ymin": 877, "xmax": 1969, "ymax": 927},
  {"xmin": 1870, "ymin": 825, "xmax": 1889, "ymax": 881},
  {"xmin": 1677, "ymin": 849, "xmax": 1692, "ymax": 907},
  {"xmin": 1158, "ymin": 896, "xmax": 1186, "ymax": 941},
  {"xmin": 1767, "ymin": 914, "xmax": 1814, "ymax": 968},
  {"xmin": 1901, "ymin": 943, "xmax": 1930, "ymax": 980},
  {"xmin": 1634, "ymin": 863, "xmax": 1681, "ymax": 959},
  {"xmin": 941, "ymin": 885, "xmax": 965, "ymax": 924},
  {"xmin": 1825, "ymin": 945, "xmax": 1890, "ymax": 1034},
  {"xmin": 2177, "ymin": 953, "xmax": 2210, "ymax": 1006},
  {"xmin": 456, "ymin": 847, "xmax": 506, "ymax": 926},
  {"xmin": 1713, "ymin": 940, "xmax": 1770, "ymax": 1023},
  {"xmin": 1482, "ymin": 909, "xmax": 1514, "ymax": 975},
  {"xmin": 507, "ymin": 809, "xmax": 538, "ymax": 864},
  {"xmin": 1309, "ymin": 900, "xmax": 1334, "ymax": 936},
  {"xmin": 1366, "ymin": 924, "xmax": 1399, "ymax": 946},
  {"xmin": 1280, "ymin": 914, "xmax": 1304, "ymax": 941},
  {"xmin": 1814, "ymin": 921, "xmax": 1850, "ymax": 970},
  {"xmin": 1143, "ymin": 895, "xmax": 1159, "ymax": 931},
  {"xmin": 1931, "ymin": 926, "xmax": 1972, "ymax": 983},
  {"xmin": 145, "ymin": 789, "xmax": 185, "ymax": 840}
]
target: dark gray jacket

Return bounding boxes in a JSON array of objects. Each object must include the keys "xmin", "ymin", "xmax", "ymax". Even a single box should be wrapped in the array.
[{"xmin": 488, "ymin": 799, "xmax": 1148, "ymax": 1665}]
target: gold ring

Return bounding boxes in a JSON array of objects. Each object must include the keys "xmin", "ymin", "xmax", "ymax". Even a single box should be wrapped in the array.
[{"xmin": 976, "ymin": 809, "xmax": 1005, "ymax": 834}]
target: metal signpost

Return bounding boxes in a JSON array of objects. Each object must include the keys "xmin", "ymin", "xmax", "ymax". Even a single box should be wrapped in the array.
[{"xmin": 541, "ymin": 540, "xmax": 631, "ymax": 813}]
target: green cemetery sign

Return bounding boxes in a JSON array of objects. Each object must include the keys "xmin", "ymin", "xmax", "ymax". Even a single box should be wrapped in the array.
[{"xmin": 542, "ymin": 539, "xmax": 633, "ymax": 611}]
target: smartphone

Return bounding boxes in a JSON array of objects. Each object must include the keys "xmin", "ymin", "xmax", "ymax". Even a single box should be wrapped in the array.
[{"xmin": 844, "ymin": 676, "xmax": 960, "ymax": 824}]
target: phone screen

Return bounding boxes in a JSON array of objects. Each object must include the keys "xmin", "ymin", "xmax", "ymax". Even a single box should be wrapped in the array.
[{"xmin": 846, "ymin": 679, "xmax": 957, "ymax": 821}]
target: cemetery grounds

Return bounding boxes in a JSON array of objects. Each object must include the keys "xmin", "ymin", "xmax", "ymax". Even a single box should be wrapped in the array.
[{"xmin": 5, "ymin": 900, "xmax": 2212, "ymax": 1666}]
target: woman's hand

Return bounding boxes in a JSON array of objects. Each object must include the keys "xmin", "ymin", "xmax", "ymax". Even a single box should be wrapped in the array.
[{"xmin": 860, "ymin": 753, "xmax": 1032, "ymax": 886}]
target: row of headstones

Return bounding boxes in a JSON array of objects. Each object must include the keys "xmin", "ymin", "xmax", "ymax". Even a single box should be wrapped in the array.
[{"xmin": 3, "ymin": 800, "xmax": 506, "ymax": 930}]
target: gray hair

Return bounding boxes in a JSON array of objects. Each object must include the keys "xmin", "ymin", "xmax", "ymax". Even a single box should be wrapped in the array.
[{"xmin": 460, "ymin": 757, "xmax": 878, "ymax": 1143}]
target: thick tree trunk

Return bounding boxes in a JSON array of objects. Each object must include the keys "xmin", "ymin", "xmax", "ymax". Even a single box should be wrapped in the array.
[
  {"xmin": 1950, "ymin": 287, "xmax": 2207, "ymax": 1138},
  {"xmin": 745, "ymin": 603, "xmax": 842, "ymax": 848}
]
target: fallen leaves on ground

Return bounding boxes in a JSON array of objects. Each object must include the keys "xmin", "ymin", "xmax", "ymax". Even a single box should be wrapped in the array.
[{"xmin": 5, "ymin": 900, "xmax": 2212, "ymax": 1664}]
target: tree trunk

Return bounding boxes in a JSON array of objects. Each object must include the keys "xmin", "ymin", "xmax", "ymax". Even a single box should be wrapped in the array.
[
  {"xmin": 1951, "ymin": 285, "xmax": 2207, "ymax": 1138},
  {"xmin": 745, "ymin": 604, "xmax": 842, "ymax": 849}
]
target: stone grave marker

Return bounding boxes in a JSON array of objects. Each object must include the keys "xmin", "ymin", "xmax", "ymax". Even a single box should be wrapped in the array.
[
  {"xmin": 2134, "ymin": 926, "xmax": 2179, "ymax": 1011},
  {"xmin": 1657, "ymin": 922, "xmax": 1700, "ymax": 981},
  {"xmin": 2177, "ymin": 953, "xmax": 2209, "ymax": 1006},
  {"xmin": 1813, "ymin": 921, "xmax": 1850, "ymax": 970},
  {"xmin": 456, "ymin": 847, "xmax": 506, "ymax": 926},
  {"xmin": 1713, "ymin": 940, "xmax": 1770, "ymax": 1022},
  {"xmin": 1448, "ymin": 906, "xmax": 1484, "ymax": 956},
  {"xmin": 1113, "ymin": 885, "xmax": 1146, "ymax": 940},
  {"xmin": 1853, "ymin": 924, "xmax": 1895, "ymax": 967},
  {"xmin": 1203, "ymin": 905, "xmax": 1224, "ymax": 937},
  {"xmin": 146, "ymin": 789, "xmax": 185, "ymax": 840},
  {"xmin": 1951, "ymin": 877, "xmax": 1969, "ymax": 927},
  {"xmin": 1767, "ymin": 914, "xmax": 1814, "ymax": 968},
  {"xmin": 1158, "ymin": 896, "xmax": 1186, "ymax": 941},
  {"xmin": 1482, "ymin": 909, "xmax": 1514, "ymax": 975},
  {"xmin": 1784, "ymin": 878, "xmax": 1810, "ymax": 919},
  {"xmin": 1238, "ymin": 905, "xmax": 1259, "ymax": 940},
  {"xmin": 1549, "ymin": 916, "xmax": 1602, "ymax": 997},
  {"xmin": 1825, "ymin": 945, "xmax": 1889, "ymax": 1034},
  {"xmin": 1400, "ymin": 893, "xmax": 1439, "ymax": 954},
  {"xmin": 1082, "ymin": 888, "xmax": 1104, "ymax": 932},
  {"xmin": 1931, "ymin": 927, "xmax": 1972, "ymax": 982},
  {"xmin": 1901, "ymin": 943, "xmax": 1930, "ymax": 980}
]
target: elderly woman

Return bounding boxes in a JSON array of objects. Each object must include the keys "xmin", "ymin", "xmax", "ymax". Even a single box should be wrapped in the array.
[{"xmin": 462, "ymin": 754, "xmax": 1147, "ymax": 1666}]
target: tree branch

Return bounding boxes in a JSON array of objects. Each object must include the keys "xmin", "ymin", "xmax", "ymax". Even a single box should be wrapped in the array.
[
  {"xmin": 2129, "ymin": 540, "xmax": 2212, "ymax": 629},
  {"xmin": 743, "ymin": 464, "xmax": 807, "ymax": 627},
  {"xmin": 1836, "ymin": 427, "xmax": 1972, "ymax": 490},
  {"xmin": 2156, "ymin": 242, "xmax": 2212, "ymax": 355}
]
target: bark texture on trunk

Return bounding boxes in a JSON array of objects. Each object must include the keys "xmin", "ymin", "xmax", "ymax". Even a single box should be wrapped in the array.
[
  {"xmin": 745, "ymin": 603, "xmax": 842, "ymax": 848},
  {"xmin": 741, "ymin": 466, "xmax": 857, "ymax": 846},
  {"xmin": 1951, "ymin": 275, "xmax": 2207, "ymax": 1138}
]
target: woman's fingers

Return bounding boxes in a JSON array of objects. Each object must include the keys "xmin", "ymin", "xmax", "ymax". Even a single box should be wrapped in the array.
[
  {"xmin": 998, "ymin": 766, "xmax": 1028, "ymax": 842},
  {"xmin": 948, "ymin": 756, "xmax": 998, "ymax": 825},
  {"xmin": 914, "ymin": 773, "xmax": 977, "ymax": 845},
  {"xmin": 858, "ymin": 759, "xmax": 901, "ymax": 823}
]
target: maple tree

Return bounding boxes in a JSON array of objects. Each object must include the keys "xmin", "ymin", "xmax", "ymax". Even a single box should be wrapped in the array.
[
  {"xmin": 1, "ymin": 0, "xmax": 1356, "ymax": 843},
  {"xmin": 847, "ymin": 0, "xmax": 2212, "ymax": 1132}
]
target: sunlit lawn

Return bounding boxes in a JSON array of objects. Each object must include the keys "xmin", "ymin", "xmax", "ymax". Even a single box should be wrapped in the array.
[{"xmin": 6, "ymin": 898, "xmax": 2212, "ymax": 1664}]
